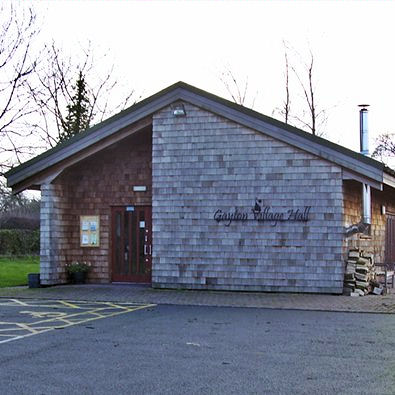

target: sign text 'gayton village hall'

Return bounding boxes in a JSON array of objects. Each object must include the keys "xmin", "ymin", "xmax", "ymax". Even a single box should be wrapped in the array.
[{"xmin": 213, "ymin": 199, "xmax": 311, "ymax": 227}]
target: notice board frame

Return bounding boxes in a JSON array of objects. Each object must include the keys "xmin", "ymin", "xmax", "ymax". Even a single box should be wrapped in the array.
[{"xmin": 80, "ymin": 215, "xmax": 100, "ymax": 247}]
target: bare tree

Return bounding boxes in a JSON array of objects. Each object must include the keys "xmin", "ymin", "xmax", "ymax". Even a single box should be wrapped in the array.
[
  {"xmin": 273, "ymin": 45, "xmax": 291, "ymax": 124},
  {"xmin": 0, "ymin": 3, "xmax": 141, "ymax": 211},
  {"xmin": 219, "ymin": 67, "xmax": 257, "ymax": 108},
  {"xmin": 291, "ymin": 50, "xmax": 328, "ymax": 136},
  {"xmin": 26, "ymin": 42, "xmax": 139, "ymax": 148},
  {"xmin": 0, "ymin": 178, "xmax": 40, "ymax": 231},
  {"xmin": 372, "ymin": 133, "xmax": 395, "ymax": 161},
  {"xmin": 0, "ymin": 4, "xmax": 39, "ymax": 175},
  {"xmin": 283, "ymin": 50, "xmax": 291, "ymax": 125},
  {"xmin": 0, "ymin": 178, "xmax": 35, "ymax": 213},
  {"xmin": 275, "ymin": 44, "xmax": 327, "ymax": 136},
  {"xmin": 0, "ymin": 4, "xmax": 140, "ymax": 179}
]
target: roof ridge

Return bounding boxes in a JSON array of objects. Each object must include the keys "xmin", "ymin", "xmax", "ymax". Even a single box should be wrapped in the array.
[{"xmin": 6, "ymin": 81, "xmax": 386, "ymax": 186}]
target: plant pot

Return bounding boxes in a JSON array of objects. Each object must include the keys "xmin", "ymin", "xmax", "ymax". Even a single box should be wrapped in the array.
[
  {"xmin": 28, "ymin": 273, "xmax": 40, "ymax": 288},
  {"xmin": 70, "ymin": 271, "xmax": 87, "ymax": 284}
]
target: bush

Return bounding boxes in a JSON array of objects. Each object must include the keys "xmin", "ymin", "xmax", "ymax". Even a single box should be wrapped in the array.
[
  {"xmin": 0, "ymin": 215, "xmax": 40, "ymax": 230},
  {"xmin": 0, "ymin": 229, "xmax": 40, "ymax": 255},
  {"xmin": 65, "ymin": 261, "xmax": 91, "ymax": 273}
]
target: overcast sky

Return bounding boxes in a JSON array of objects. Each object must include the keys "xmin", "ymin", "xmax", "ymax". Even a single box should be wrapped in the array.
[{"xmin": 33, "ymin": 1, "xmax": 395, "ymax": 160}]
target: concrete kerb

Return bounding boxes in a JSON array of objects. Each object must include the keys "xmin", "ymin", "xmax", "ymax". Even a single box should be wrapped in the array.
[{"xmin": 0, "ymin": 284, "xmax": 394, "ymax": 314}]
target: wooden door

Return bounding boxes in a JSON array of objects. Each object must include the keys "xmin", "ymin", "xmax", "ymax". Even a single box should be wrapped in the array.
[
  {"xmin": 385, "ymin": 214, "xmax": 395, "ymax": 264},
  {"xmin": 111, "ymin": 206, "xmax": 152, "ymax": 283}
]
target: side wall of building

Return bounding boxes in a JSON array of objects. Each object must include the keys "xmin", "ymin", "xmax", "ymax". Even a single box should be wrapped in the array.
[
  {"xmin": 152, "ymin": 102, "xmax": 345, "ymax": 293},
  {"xmin": 40, "ymin": 129, "xmax": 152, "ymax": 284},
  {"xmin": 343, "ymin": 180, "xmax": 395, "ymax": 263}
]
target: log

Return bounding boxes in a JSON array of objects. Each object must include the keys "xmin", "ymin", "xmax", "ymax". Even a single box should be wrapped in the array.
[
  {"xmin": 357, "ymin": 257, "xmax": 370, "ymax": 265},
  {"xmin": 355, "ymin": 281, "xmax": 369, "ymax": 289},
  {"xmin": 356, "ymin": 265, "xmax": 368, "ymax": 273},
  {"xmin": 348, "ymin": 251, "xmax": 360, "ymax": 259},
  {"xmin": 345, "ymin": 273, "xmax": 355, "ymax": 281},
  {"xmin": 355, "ymin": 273, "xmax": 367, "ymax": 282},
  {"xmin": 354, "ymin": 289, "xmax": 365, "ymax": 296}
]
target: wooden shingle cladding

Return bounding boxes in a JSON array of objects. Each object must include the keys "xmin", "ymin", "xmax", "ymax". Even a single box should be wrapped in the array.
[
  {"xmin": 152, "ymin": 103, "xmax": 345, "ymax": 293},
  {"xmin": 343, "ymin": 181, "xmax": 395, "ymax": 264},
  {"xmin": 386, "ymin": 214, "xmax": 395, "ymax": 264},
  {"xmin": 7, "ymin": 117, "xmax": 152, "ymax": 194},
  {"xmin": 40, "ymin": 128, "xmax": 152, "ymax": 285},
  {"xmin": 4, "ymin": 81, "xmax": 395, "ymax": 291}
]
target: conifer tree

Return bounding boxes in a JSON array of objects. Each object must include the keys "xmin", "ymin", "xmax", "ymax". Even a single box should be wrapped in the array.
[{"xmin": 59, "ymin": 71, "xmax": 90, "ymax": 142}]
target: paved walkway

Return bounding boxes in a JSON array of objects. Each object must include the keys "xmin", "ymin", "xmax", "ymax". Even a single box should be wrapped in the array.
[{"xmin": 0, "ymin": 284, "xmax": 394, "ymax": 314}]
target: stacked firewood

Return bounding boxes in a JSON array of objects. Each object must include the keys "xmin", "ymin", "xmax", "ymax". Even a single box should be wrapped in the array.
[{"xmin": 344, "ymin": 248, "xmax": 382, "ymax": 296}]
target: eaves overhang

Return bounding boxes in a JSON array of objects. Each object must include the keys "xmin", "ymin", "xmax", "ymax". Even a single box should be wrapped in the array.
[
  {"xmin": 383, "ymin": 169, "xmax": 395, "ymax": 189},
  {"xmin": 6, "ymin": 81, "xmax": 387, "ymax": 191}
]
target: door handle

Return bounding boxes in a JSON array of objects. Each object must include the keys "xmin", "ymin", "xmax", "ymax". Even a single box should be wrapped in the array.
[
  {"xmin": 144, "ymin": 245, "xmax": 147, "ymax": 255},
  {"xmin": 149, "ymin": 245, "xmax": 152, "ymax": 255}
]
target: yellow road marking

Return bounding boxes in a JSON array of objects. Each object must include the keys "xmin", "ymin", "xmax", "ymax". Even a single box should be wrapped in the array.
[
  {"xmin": 0, "ymin": 327, "xmax": 29, "ymax": 332},
  {"xmin": 0, "ymin": 300, "xmax": 156, "ymax": 344},
  {"xmin": 9, "ymin": 299, "xmax": 28, "ymax": 306},
  {"xmin": 0, "ymin": 330, "xmax": 53, "ymax": 345},
  {"xmin": 15, "ymin": 323, "xmax": 39, "ymax": 334},
  {"xmin": 0, "ymin": 322, "xmax": 36, "ymax": 329},
  {"xmin": 58, "ymin": 300, "xmax": 80, "ymax": 309},
  {"xmin": 0, "ymin": 300, "xmax": 115, "ymax": 309},
  {"xmin": 23, "ymin": 304, "xmax": 155, "ymax": 328},
  {"xmin": 20, "ymin": 311, "xmax": 68, "ymax": 319},
  {"xmin": 104, "ymin": 302, "xmax": 127, "ymax": 309}
]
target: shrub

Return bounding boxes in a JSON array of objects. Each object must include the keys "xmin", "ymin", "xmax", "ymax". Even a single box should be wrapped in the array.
[
  {"xmin": 65, "ymin": 261, "xmax": 91, "ymax": 274},
  {"xmin": 0, "ymin": 229, "xmax": 40, "ymax": 255},
  {"xmin": 0, "ymin": 215, "xmax": 40, "ymax": 230}
]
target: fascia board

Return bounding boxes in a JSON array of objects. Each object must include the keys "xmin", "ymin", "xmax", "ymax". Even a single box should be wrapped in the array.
[
  {"xmin": 177, "ymin": 90, "xmax": 384, "ymax": 183},
  {"xmin": 383, "ymin": 172, "xmax": 395, "ymax": 189},
  {"xmin": 342, "ymin": 169, "xmax": 383, "ymax": 190},
  {"xmin": 7, "ymin": 83, "xmax": 385, "ymax": 188},
  {"xmin": 10, "ymin": 118, "xmax": 153, "ymax": 193},
  {"xmin": 7, "ymin": 89, "xmax": 184, "ymax": 187}
]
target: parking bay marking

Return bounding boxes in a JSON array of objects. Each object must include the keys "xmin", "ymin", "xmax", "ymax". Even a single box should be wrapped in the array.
[{"xmin": 0, "ymin": 299, "xmax": 156, "ymax": 344}]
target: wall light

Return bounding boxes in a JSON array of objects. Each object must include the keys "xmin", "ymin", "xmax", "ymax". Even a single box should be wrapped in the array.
[
  {"xmin": 172, "ymin": 103, "xmax": 186, "ymax": 117},
  {"xmin": 133, "ymin": 186, "xmax": 147, "ymax": 192}
]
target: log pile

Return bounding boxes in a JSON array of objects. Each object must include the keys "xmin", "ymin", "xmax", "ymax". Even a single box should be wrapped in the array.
[{"xmin": 343, "ymin": 248, "xmax": 383, "ymax": 296}]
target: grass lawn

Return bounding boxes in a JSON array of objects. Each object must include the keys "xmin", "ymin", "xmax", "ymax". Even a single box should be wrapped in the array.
[{"xmin": 0, "ymin": 256, "xmax": 39, "ymax": 287}]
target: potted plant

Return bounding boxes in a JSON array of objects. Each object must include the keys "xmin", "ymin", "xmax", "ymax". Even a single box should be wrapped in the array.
[{"xmin": 65, "ymin": 261, "xmax": 91, "ymax": 284}]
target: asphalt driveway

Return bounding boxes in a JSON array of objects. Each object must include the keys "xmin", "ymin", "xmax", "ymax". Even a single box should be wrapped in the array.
[{"xmin": 0, "ymin": 300, "xmax": 394, "ymax": 394}]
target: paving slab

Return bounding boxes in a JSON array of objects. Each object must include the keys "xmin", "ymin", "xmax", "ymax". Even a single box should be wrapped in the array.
[{"xmin": 0, "ymin": 284, "xmax": 394, "ymax": 313}]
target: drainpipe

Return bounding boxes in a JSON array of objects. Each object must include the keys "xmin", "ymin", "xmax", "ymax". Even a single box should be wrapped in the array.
[
  {"xmin": 359, "ymin": 105, "xmax": 371, "ymax": 225},
  {"xmin": 344, "ymin": 105, "xmax": 371, "ymax": 237}
]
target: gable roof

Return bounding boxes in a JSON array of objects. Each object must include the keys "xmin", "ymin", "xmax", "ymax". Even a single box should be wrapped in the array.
[{"xmin": 6, "ymin": 81, "xmax": 394, "ymax": 191}]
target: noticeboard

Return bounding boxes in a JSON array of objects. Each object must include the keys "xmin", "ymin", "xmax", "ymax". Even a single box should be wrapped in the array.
[{"xmin": 80, "ymin": 215, "xmax": 100, "ymax": 247}]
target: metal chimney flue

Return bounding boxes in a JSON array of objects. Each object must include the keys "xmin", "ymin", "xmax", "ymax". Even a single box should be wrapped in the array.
[
  {"xmin": 359, "ymin": 104, "xmax": 371, "ymax": 225},
  {"xmin": 359, "ymin": 104, "xmax": 370, "ymax": 156}
]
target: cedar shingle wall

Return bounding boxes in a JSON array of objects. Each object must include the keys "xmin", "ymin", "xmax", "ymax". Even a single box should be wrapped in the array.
[
  {"xmin": 152, "ymin": 102, "xmax": 345, "ymax": 293},
  {"xmin": 343, "ymin": 180, "xmax": 395, "ymax": 263},
  {"xmin": 45, "ymin": 128, "xmax": 152, "ymax": 283}
]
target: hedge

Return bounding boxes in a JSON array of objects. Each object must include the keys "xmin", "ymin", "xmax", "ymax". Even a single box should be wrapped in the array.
[
  {"xmin": 0, "ymin": 215, "xmax": 40, "ymax": 230},
  {"xmin": 0, "ymin": 229, "xmax": 40, "ymax": 255}
]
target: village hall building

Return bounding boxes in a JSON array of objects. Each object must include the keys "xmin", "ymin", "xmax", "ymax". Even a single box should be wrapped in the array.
[{"xmin": 6, "ymin": 82, "xmax": 395, "ymax": 294}]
